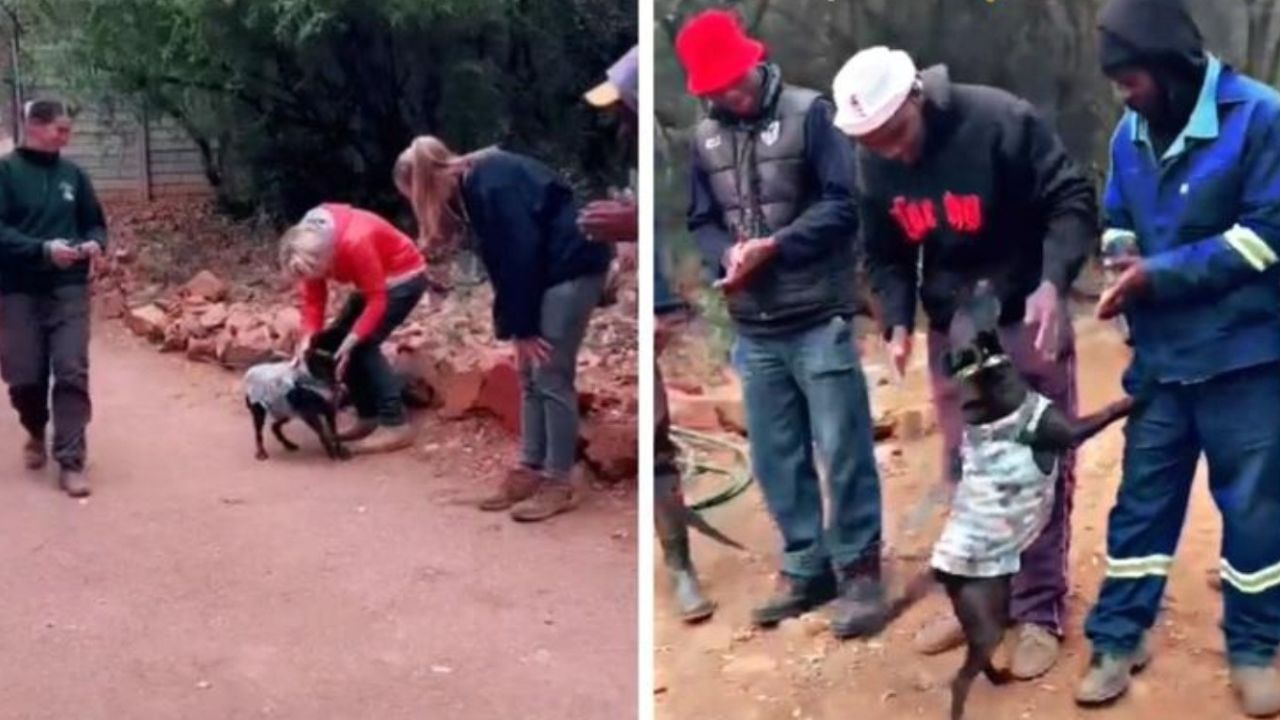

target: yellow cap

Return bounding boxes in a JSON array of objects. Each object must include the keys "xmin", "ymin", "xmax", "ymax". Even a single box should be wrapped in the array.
[{"xmin": 584, "ymin": 80, "xmax": 622, "ymax": 108}]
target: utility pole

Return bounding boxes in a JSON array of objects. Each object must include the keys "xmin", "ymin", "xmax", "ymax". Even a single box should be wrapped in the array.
[{"xmin": 1, "ymin": 2, "xmax": 21, "ymax": 145}]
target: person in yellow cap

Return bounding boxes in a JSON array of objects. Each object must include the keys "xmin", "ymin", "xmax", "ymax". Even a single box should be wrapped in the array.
[{"xmin": 579, "ymin": 45, "xmax": 638, "ymax": 245}]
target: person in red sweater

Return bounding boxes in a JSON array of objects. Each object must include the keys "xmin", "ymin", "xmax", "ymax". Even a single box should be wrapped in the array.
[{"xmin": 278, "ymin": 203, "xmax": 429, "ymax": 454}]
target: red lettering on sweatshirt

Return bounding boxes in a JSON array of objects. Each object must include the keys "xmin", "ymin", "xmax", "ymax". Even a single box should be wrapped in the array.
[
  {"xmin": 944, "ymin": 192, "xmax": 984, "ymax": 233},
  {"xmin": 889, "ymin": 196, "xmax": 938, "ymax": 243}
]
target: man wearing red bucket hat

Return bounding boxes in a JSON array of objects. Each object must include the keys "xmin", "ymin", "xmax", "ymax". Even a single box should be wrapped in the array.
[{"xmin": 676, "ymin": 9, "xmax": 887, "ymax": 640}]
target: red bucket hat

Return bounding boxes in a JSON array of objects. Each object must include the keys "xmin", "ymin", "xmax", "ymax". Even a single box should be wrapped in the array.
[{"xmin": 675, "ymin": 9, "xmax": 767, "ymax": 97}]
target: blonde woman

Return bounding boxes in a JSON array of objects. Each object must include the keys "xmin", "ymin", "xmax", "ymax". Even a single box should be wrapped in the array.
[
  {"xmin": 279, "ymin": 203, "xmax": 428, "ymax": 454},
  {"xmin": 395, "ymin": 137, "xmax": 612, "ymax": 522}
]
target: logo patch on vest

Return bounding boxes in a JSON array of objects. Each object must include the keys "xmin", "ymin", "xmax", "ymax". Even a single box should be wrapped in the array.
[
  {"xmin": 705, "ymin": 135, "xmax": 722, "ymax": 150},
  {"xmin": 760, "ymin": 120, "xmax": 781, "ymax": 147},
  {"xmin": 59, "ymin": 181, "xmax": 75, "ymax": 203}
]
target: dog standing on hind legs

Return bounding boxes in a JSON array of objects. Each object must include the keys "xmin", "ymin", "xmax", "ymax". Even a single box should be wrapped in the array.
[{"xmin": 882, "ymin": 281, "xmax": 1135, "ymax": 719}]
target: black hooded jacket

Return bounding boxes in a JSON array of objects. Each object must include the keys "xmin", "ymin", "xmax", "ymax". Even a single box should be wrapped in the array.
[
  {"xmin": 857, "ymin": 67, "xmax": 1097, "ymax": 337},
  {"xmin": 1098, "ymin": 0, "xmax": 1208, "ymax": 153}
]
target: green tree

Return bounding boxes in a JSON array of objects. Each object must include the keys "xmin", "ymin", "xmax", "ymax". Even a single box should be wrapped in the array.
[{"xmin": 7, "ymin": 0, "xmax": 635, "ymax": 224}]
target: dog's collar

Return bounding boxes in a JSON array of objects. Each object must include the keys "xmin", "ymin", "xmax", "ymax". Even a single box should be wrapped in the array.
[{"xmin": 954, "ymin": 353, "xmax": 1010, "ymax": 381}]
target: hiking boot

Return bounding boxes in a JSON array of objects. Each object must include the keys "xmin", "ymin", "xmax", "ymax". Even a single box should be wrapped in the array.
[
  {"xmin": 1011, "ymin": 623, "xmax": 1061, "ymax": 680},
  {"xmin": 58, "ymin": 469, "xmax": 90, "ymax": 498},
  {"xmin": 23, "ymin": 435, "xmax": 46, "ymax": 470},
  {"xmin": 336, "ymin": 417, "xmax": 378, "ymax": 442},
  {"xmin": 830, "ymin": 573, "xmax": 888, "ymax": 639},
  {"xmin": 1208, "ymin": 567, "xmax": 1223, "ymax": 593},
  {"xmin": 913, "ymin": 611, "xmax": 966, "ymax": 655},
  {"xmin": 751, "ymin": 570, "xmax": 838, "ymax": 627},
  {"xmin": 1232, "ymin": 665, "xmax": 1280, "ymax": 718},
  {"xmin": 479, "ymin": 467, "xmax": 542, "ymax": 512},
  {"xmin": 510, "ymin": 481, "xmax": 579, "ymax": 522},
  {"xmin": 1075, "ymin": 642, "xmax": 1151, "ymax": 706},
  {"xmin": 347, "ymin": 424, "xmax": 415, "ymax": 455}
]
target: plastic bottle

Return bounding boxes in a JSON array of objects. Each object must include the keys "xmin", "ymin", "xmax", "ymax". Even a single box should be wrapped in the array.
[{"xmin": 1102, "ymin": 234, "xmax": 1139, "ymax": 340}]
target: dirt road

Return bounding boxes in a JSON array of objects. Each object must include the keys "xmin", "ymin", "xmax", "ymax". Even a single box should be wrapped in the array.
[
  {"xmin": 656, "ymin": 318, "xmax": 1239, "ymax": 720},
  {"xmin": 0, "ymin": 323, "xmax": 636, "ymax": 720}
]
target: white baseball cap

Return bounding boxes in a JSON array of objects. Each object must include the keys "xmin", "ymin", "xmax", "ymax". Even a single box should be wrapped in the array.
[{"xmin": 832, "ymin": 46, "xmax": 918, "ymax": 137}]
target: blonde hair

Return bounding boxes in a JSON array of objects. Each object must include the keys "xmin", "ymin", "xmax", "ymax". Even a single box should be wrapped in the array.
[
  {"xmin": 394, "ymin": 136, "xmax": 494, "ymax": 250},
  {"xmin": 278, "ymin": 225, "xmax": 335, "ymax": 281}
]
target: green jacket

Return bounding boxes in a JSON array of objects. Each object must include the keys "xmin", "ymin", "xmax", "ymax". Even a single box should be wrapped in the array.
[{"xmin": 0, "ymin": 147, "xmax": 108, "ymax": 294}]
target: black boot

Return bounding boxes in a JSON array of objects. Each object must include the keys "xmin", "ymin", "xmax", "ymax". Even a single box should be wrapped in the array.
[
  {"xmin": 751, "ymin": 570, "xmax": 838, "ymax": 627},
  {"xmin": 659, "ymin": 531, "xmax": 715, "ymax": 623},
  {"xmin": 655, "ymin": 468, "xmax": 714, "ymax": 623},
  {"xmin": 830, "ymin": 555, "xmax": 888, "ymax": 639}
]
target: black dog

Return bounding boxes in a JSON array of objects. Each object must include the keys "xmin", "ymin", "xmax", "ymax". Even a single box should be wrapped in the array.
[
  {"xmin": 243, "ymin": 348, "xmax": 349, "ymax": 461},
  {"xmin": 882, "ymin": 281, "xmax": 1134, "ymax": 720}
]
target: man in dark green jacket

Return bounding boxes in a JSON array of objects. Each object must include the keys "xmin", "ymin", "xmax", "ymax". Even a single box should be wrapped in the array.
[{"xmin": 0, "ymin": 99, "xmax": 108, "ymax": 497}]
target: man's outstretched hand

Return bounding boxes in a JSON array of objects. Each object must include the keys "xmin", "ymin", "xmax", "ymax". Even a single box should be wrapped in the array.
[
  {"xmin": 1097, "ymin": 256, "xmax": 1150, "ymax": 321},
  {"xmin": 578, "ymin": 199, "xmax": 637, "ymax": 244},
  {"xmin": 715, "ymin": 237, "xmax": 779, "ymax": 294}
]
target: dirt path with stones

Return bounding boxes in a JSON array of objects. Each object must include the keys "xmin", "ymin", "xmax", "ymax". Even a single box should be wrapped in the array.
[
  {"xmin": 0, "ymin": 321, "xmax": 636, "ymax": 720},
  {"xmin": 656, "ymin": 317, "xmax": 1237, "ymax": 720}
]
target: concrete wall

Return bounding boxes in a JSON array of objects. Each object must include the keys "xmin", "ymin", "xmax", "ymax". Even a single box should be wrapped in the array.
[{"xmin": 42, "ymin": 96, "xmax": 214, "ymax": 200}]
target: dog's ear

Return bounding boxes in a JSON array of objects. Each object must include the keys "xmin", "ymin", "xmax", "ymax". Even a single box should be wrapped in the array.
[{"xmin": 967, "ymin": 279, "xmax": 1001, "ymax": 333}]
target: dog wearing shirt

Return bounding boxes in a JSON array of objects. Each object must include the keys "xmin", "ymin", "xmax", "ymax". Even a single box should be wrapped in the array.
[
  {"xmin": 883, "ymin": 282, "xmax": 1134, "ymax": 720},
  {"xmin": 243, "ymin": 348, "xmax": 349, "ymax": 461}
]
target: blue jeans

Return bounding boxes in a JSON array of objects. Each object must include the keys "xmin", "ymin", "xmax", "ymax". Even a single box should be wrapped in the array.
[
  {"xmin": 315, "ymin": 274, "xmax": 428, "ymax": 427},
  {"xmin": 733, "ymin": 315, "xmax": 883, "ymax": 579},
  {"xmin": 520, "ymin": 273, "xmax": 607, "ymax": 481},
  {"xmin": 1084, "ymin": 362, "xmax": 1280, "ymax": 666}
]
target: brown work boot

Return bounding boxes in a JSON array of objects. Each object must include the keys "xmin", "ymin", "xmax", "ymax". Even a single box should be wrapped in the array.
[
  {"xmin": 58, "ymin": 468, "xmax": 90, "ymax": 498},
  {"xmin": 913, "ymin": 611, "xmax": 966, "ymax": 655},
  {"xmin": 347, "ymin": 424, "xmax": 415, "ymax": 455},
  {"xmin": 1232, "ymin": 665, "xmax": 1280, "ymax": 718},
  {"xmin": 510, "ymin": 481, "xmax": 579, "ymax": 522},
  {"xmin": 1010, "ymin": 623, "xmax": 1061, "ymax": 680},
  {"xmin": 479, "ymin": 467, "xmax": 542, "ymax": 512},
  {"xmin": 337, "ymin": 417, "xmax": 379, "ymax": 442},
  {"xmin": 23, "ymin": 435, "xmax": 47, "ymax": 470}
]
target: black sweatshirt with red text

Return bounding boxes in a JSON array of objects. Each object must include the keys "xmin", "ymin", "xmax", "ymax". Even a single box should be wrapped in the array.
[{"xmin": 856, "ymin": 66, "xmax": 1097, "ymax": 336}]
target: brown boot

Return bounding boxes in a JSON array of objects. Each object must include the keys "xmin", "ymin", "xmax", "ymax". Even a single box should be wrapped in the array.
[
  {"xmin": 510, "ymin": 482, "xmax": 580, "ymax": 522},
  {"xmin": 1010, "ymin": 623, "xmax": 1062, "ymax": 680},
  {"xmin": 23, "ymin": 435, "xmax": 47, "ymax": 470},
  {"xmin": 59, "ymin": 468, "xmax": 90, "ymax": 498},
  {"xmin": 479, "ymin": 467, "xmax": 542, "ymax": 512},
  {"xmin": 337, "ymin": 417, "xmax": 379, "ymax": 442},
  {"xmin": 346, "ymin": 424, "xmax": 415, "ymax": 455},
  {"xmin": 913, "ymin": 611, "xmax": 966, "ymax": 655},
  {"xmin": 1232, "ymin": 665, "xmax": 1280, "ymax": 717}
]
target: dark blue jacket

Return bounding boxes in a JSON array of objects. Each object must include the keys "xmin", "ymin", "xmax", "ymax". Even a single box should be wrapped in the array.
[
  {"xmin": 461, "ymin": 150, "xmax": 613, "ymax": 340},
  {"xmin": 1104, "ymin": 57, "xmax": 1280, "ymax": 384}
]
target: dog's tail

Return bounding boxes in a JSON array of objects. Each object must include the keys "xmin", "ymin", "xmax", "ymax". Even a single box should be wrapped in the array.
[{"xmin": 683, "ymin": 506, "xmax": 746, "ymax": 551}]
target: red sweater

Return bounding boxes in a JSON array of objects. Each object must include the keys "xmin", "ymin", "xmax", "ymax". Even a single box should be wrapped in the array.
[{"xmin": 300, "ymin": 203, "xmax": 426, "ymax": 341}]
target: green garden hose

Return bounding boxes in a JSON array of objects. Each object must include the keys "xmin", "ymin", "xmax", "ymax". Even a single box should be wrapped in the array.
[{"xmin": 670, "ymin": 426, "xmax": 754, "ymax": 511}]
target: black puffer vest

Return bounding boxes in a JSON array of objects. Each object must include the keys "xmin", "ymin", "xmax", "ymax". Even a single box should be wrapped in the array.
[{"xmin": 694, "ymin": 68, "xmax": 855, "ymax": 330}]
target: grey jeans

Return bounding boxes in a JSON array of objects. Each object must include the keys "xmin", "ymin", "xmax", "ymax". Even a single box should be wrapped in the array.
[
  {"xmin": 0, "ymin": 285, "xmax": 92, "ymax": 470},
  {"xmin": 520, "ymin": 273, "xmax": 607, "ymax": 481}
]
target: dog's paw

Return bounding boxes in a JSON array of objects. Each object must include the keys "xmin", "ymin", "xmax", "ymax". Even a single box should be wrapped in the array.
[
  {"xmin": 283, "ymin": 444, "xmax": 300, "ymax": 453},
  {"xmin": 255, "ymin": 450, "xmax": 268, "ymax": 461},
  {"xmin": 334, "ymin": 446, "xmax": 352, "ymax": 461}
]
